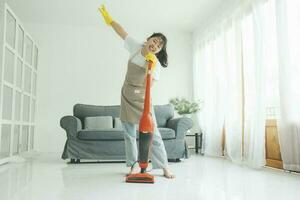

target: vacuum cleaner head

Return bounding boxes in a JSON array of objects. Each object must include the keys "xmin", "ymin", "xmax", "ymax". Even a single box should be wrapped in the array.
[{"xmin": 126, "ymin": 173, "xmax": 154, "ymax": 184}]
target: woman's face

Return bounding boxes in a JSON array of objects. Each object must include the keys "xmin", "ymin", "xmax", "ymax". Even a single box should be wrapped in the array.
[{"xmin": 145, "ymin": 37, "xmax": 164, "ymax": 54}]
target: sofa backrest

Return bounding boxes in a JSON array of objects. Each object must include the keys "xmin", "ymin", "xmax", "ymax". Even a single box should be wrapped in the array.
[
  {"xmin": 73, "ymin": 104, "xmax": 174, "ymax": 127},
  {"xmin": 74, "ymin": 104, "xmax": 119, "ymax": 128}
]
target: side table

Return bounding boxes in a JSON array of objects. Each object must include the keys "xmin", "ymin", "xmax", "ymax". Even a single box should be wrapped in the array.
[{"xmin": 186, "ymin": 131, "xmax": 203, "ymax": 154}]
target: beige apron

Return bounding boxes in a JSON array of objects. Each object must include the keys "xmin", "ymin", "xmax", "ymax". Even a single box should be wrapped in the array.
[{"xmin": 120, "ymin": 50, "xmax": 150, "ymax": 124}]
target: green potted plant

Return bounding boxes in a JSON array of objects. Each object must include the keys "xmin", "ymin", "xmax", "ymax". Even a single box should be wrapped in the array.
[{"xmin": 169, "ymin": 97, "xmax": 202, "ymax": 117}]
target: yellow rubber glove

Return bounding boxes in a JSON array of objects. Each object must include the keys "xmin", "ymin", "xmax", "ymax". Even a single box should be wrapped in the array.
[
  {"xmin": 98, "ymin": 5, "xmax": 113, "ymax": 26},
  {"xmin": 145, "ymin": 53, "xmax": 157, "ymax": 71}
]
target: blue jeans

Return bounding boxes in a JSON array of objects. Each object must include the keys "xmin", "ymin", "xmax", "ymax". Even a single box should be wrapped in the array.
[{"xmin": 121, "ymin": 107, "xmax": 168, "ymax": 169}]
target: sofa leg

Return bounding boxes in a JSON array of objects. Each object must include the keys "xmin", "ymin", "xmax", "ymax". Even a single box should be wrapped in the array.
[
  {"xmin": 76, "ymin": 159, "xmax": 80, "ymax": 163},
  {"xmin": 168, "ymin": 158, "xmax": 181, "ymax": 162},
  {"xmin": 70, "ymin": 159, "xmax": 76, "ymax": 164}
]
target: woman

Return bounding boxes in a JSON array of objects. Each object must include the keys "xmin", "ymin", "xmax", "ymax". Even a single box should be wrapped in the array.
[{"xmin": 99, "ymin": 5, "xmax": 174, "ymax": 179}]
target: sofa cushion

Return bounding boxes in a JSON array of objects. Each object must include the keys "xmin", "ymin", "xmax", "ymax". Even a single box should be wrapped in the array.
[
  {"xmin": 84, "ymin": 116, "xmax": 113, "ymax": 129},
  {"xmin": 77, "ymin": 128, "xmax": 175, "ymax": 141},
  {"xmin": 134, "ymin": 128, "xmax": 175, "ymax": 140},
  {"xmin": 78, "ymin": 129, "xmax": 124, "ymax": 141},
  {"xmin": 114, "ymin": 117, "xmax": 122, "ymax": 129}
]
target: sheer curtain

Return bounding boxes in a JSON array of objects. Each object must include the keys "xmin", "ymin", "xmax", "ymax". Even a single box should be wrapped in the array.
[
  {"xmin": 193, "ymin": 0, "xmax": 300, "ymax": 170},
  {"xmin": 193, "ymin": 37, "xmax": 225, "ymax": 157},
  {"xmin": 193, "ymin": 0, "xmax": 271, "ymax": 167},
  {"xmin": 241, "ymin": 4, "xmax": 267, "ymax": 167},
  {"xmin": 275, "ymin": 0, "xmax": 300, "ymax": 171},
  {"xmin": 223, "ymin": 22, "xmax": 243, "ymax": 164}
]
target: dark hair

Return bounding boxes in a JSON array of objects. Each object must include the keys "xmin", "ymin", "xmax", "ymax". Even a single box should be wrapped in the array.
[{"xmin": 147, "ymin": 33, "xmax": 168, "ymax": 68}]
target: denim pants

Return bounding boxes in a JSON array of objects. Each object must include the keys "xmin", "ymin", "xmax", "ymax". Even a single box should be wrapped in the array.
[{"xmin": 121, "ymin": 107, "xmax": 168, "ymax": 169}]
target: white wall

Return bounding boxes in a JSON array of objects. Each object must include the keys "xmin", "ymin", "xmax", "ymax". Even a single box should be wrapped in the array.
[{"xmin": 24, "ymin": 23, "xmax": 193, "ymax": 152}]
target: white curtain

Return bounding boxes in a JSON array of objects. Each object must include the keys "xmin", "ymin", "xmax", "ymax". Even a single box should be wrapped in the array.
[
  {"xmin": 193, "ymin": 0, "xmax": 270, "ymax": 167},
  {"xmin": 241, "ymin": 3, "xmax": 267, "ymax": 167},
  {"xmin": 193, "ymin": 0, "xmax": 300, "ymax": 170},
  {"xmin": 193, "ymin": 37, "xmax": 225, "ymax": 157},
  {"xmin": 223, "ymin": 21, "xmax": 243, "ymax": 164},
  {"xmin": 275, "ymin": 0, "xmax": 300, "ymax": 172}
]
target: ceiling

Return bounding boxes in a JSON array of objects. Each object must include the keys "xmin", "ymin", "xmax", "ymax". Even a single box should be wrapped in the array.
[{"xmin": 7, "ymin": 0, "xmax": 238, "ymax": 32}]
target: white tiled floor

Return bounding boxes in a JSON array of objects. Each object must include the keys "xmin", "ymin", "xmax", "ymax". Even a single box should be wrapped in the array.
[{"xmin": 0, "ymin": 152, "xmax": 300, "ymax": 200}]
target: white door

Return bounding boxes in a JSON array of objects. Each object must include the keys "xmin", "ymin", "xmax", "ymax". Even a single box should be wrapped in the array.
[{"xmin": 0, "ymin": 4, "xmax": 38, "ymax": 165}]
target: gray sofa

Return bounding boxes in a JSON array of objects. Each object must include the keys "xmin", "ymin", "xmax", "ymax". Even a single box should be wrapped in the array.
[{"xmin": 60, "ymin": 103, "xmax": 193, "ymax": 163}]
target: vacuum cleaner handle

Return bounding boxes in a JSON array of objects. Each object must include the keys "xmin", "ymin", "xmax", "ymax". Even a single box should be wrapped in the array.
[
  {"xmin": 138, "ymin": 57, "xmax": 156, "ymax": 169},
  {"xmin": 139, "ymin": 54, "xmax": 156, "ymax": 133}
]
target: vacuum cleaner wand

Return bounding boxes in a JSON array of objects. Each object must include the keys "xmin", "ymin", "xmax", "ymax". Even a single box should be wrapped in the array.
[{"xmin": 125, "ymin": 57, "xmax": 155, "ymax": 184}]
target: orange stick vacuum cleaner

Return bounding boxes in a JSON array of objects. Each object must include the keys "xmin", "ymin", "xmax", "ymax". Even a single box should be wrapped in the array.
[{"xmin": 125, "ymin": 57, "xmax": 155, "ymax": 184}]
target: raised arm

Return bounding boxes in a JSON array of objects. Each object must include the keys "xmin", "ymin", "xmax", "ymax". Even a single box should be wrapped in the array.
[
  {"xmin": 111, "ymin": 21, "xmax": 128, "ymax": 40},
  {"xmin": 98, "ymin": 5, "xmax": 128, "ymax": 40}
]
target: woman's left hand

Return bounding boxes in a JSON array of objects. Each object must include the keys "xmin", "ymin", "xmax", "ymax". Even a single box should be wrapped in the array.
[{"xmin": 145, "ymin": 53, "xmax": 157, "ymax": 67}]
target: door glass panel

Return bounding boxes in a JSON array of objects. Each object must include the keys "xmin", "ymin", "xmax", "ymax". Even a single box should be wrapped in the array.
[
  {"xmin": 33, "ymin": 73, "xmax": 37, "ymax": 95},
  {"xmin": 16, "ymin": 58, "xmax": 23, "ymax": 88},
  {"xmin": 1, "ymin": 124, "xmax": 11, "ymax": 158},
  {"xmin": 13, "ymin": 125, "xmax": 20, "ymax": 155},
  {"xmin": 33, "ymin": 46, "xmax": 38, "ymax": 70},
  {"xmin": 17, "ymin": 25, "xmax": 24, "ymax": 56},
  {"xmin": 21, "ymin": 126, "xmax": 29, "ymax": 152},
  {"xmin": 6, "ymin": 10, "xmax": 16, "ymax": 48},
  {"xmin": 24, "ymin": 65, "xmax": 31, "ymax": 93},
  {"xmin": 30, "ymin": 126, "xmax": 34, "ymax": 149},
  {"xmin": 25, "ymin": 36, "xmax": 33, "ymax": 65},
  {"xmin": 23, "ymin": 95, "xmax": 30, "ymax": 122},
  {"xmin": 31, "ymin": 99, "xmax": 36, "ymax": 122},
  {"xmin": 2, "ymin": 86, "xmax": 13, "ymax": 120},
  {"xmin": 4, "ymin": 47, "xmax": 15, "ymax": 84},
  {"xmin": 14, "ymin": 91, "xmax": 21, "ymax": 121}
]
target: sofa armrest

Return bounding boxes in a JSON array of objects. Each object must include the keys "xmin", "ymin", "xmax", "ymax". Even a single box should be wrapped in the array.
[
  {"xmin": 60, "ymin": 116, "xmax": 82, "ymax": 139},
  {"xmin": 166, "ymin": 117, "xmax": 193, "ymax": 139}
]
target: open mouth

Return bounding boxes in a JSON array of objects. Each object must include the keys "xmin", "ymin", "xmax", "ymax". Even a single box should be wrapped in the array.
[{"xmin": 149, "ymin": 45, "xmax": 155, "ymax": 52}]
